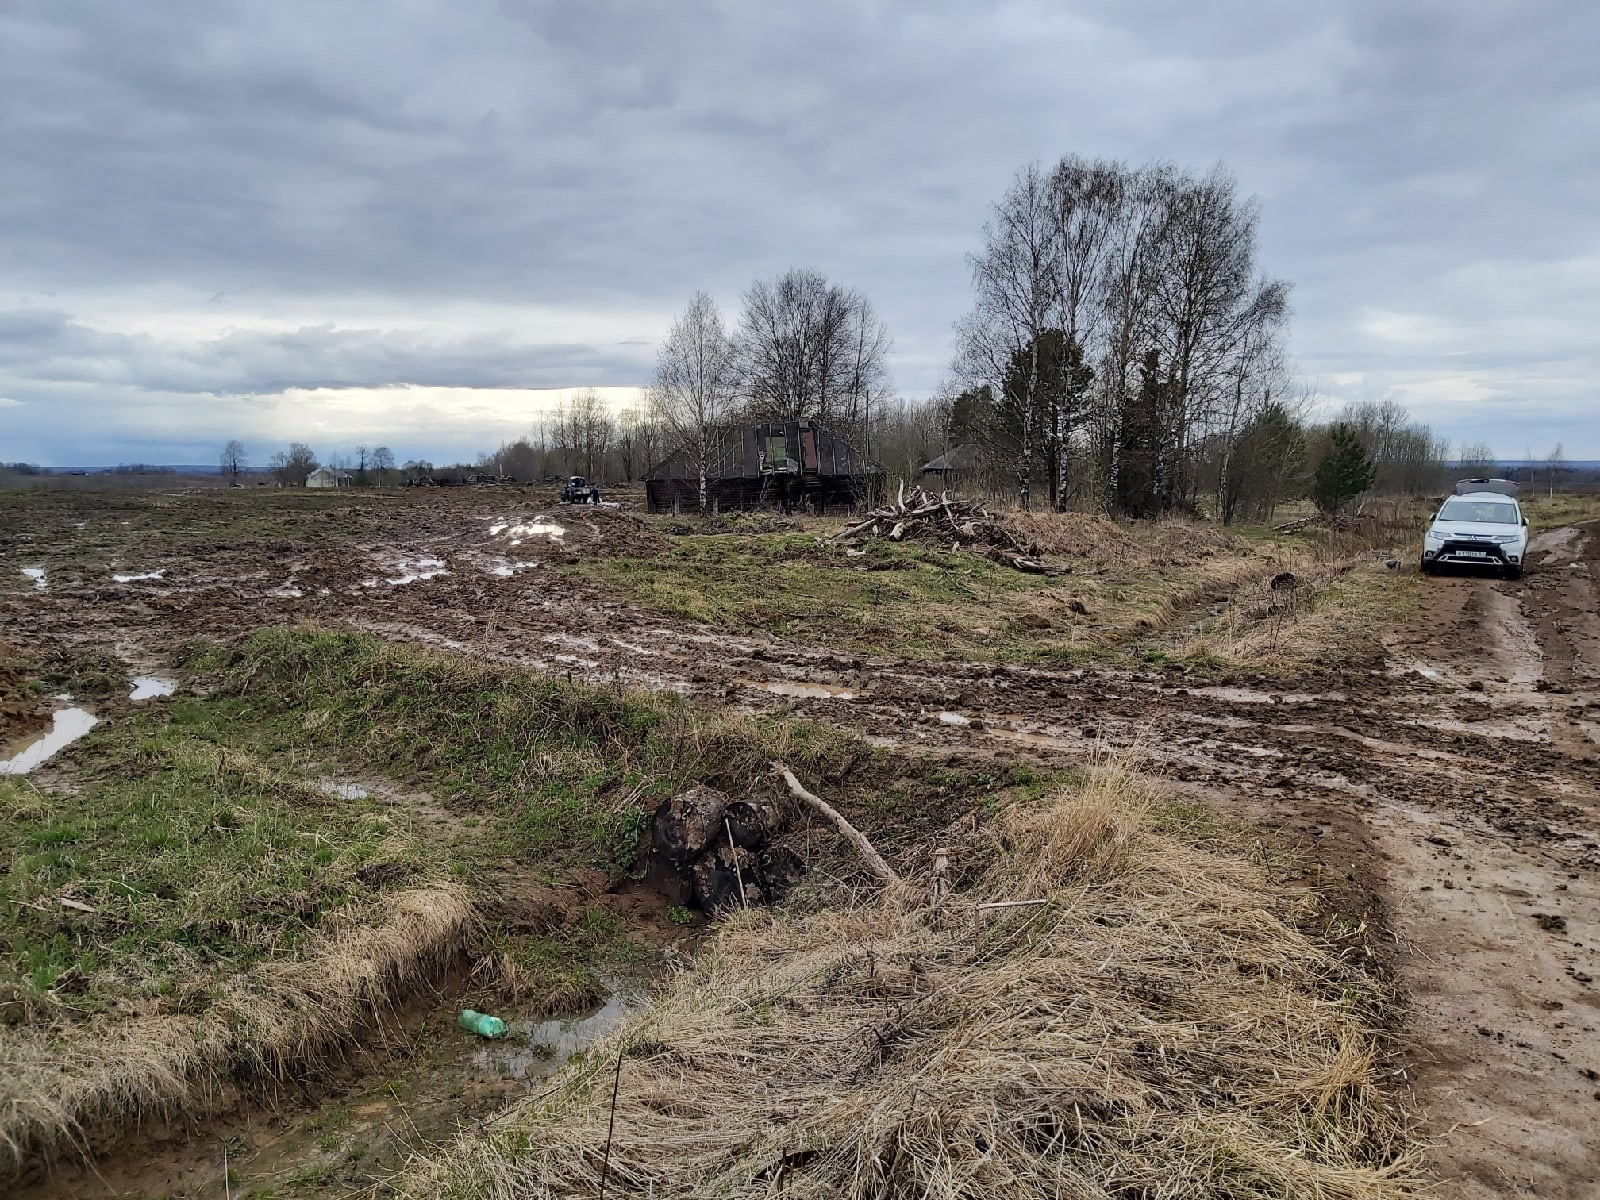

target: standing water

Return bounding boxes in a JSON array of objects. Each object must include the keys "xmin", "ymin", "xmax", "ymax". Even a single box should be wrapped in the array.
[
  {"xmin": 11, "ymin": 980, "xmax": 650, "ymax": 1199},
  {"xmin": 0, "ymin": 708, "xmax": 98, "ymax": 775},
  {"xmin": 129, "ymin": 676, "xmax": 176, "ymax": 701}
]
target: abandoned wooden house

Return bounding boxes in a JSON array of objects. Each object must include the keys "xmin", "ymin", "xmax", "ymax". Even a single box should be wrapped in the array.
[
  {"xmin": 644, "ymin": 420, "xmax": 882, "ymax": 513},
  {"xmin": 919, "ymin": 443, "xmax": 982, "ymax": 491}
]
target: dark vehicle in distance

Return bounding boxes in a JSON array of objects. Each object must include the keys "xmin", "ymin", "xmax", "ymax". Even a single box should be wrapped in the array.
[{"xmin": 561, "ymin": 476, "xmax": 601, "ymax": 505}]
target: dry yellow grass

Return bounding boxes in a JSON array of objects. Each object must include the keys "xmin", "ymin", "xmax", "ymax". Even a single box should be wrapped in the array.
[
  {"xmin": 1170, "ymin": 558, "xmax": 1418, "ymax": 670},
  {"xmin": 0, "ymin": 884, "xmax": 476, "ymax": 1175},
  {"xmin": 398, "ymin": 761, "xmax": 1422, "ymax": 1199}
]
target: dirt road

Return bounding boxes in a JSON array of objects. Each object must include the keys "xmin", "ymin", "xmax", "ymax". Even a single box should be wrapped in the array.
[{"xmin": 1383, "ymin": 529, "xmax": 1600, "ymax": 1197}]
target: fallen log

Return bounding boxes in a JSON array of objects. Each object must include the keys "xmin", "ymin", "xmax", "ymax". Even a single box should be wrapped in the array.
[
  {"xmin": 773, "ymin": 763, "xmax": 900, "ymax": 886},
  {"xmin": 986, "ymin": 549, "xmax": 1072, "ymax": 577}
]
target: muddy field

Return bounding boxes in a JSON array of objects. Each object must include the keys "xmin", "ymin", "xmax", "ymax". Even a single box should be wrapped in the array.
[{"xmin": 3, "ymin": 486, "xmax": 1597, "ymax": 1197}]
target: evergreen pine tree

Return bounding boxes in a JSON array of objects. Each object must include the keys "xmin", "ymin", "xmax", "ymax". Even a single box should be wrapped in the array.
[{"xmin": 1312, "ymin": 422, "xmax": 1375, "ymax": 514}]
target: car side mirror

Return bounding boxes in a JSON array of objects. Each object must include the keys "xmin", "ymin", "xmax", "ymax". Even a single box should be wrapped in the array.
[{"xmin": 1522, "ymin": 516, "xmax": 1529, "ymax": 527}]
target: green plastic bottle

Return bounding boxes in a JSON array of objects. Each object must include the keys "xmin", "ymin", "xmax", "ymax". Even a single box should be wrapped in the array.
[{"xmin": 458, "ymin": 1009, "xmax": 508, "ymax": 1038}]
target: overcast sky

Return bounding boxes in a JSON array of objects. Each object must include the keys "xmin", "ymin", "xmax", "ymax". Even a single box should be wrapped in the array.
[{"xmin": 2, "ymin": 0, "xmax": 1596, "ymax": 466}]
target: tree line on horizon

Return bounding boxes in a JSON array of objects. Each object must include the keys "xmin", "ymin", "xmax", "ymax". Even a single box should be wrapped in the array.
[{"xmin": 17, "ymin": 154, "xmax": 1567, "ymax": 512}]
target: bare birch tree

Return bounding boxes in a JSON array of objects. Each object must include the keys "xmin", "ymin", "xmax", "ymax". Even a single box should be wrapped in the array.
[
  {"xmin": 955, "ymin": 163, "xmax": 1059, "ymax": 510},
  {"xmin": 737, "ymin": 269, "xmax": 890, "ymax": 436},
  {"xmin": 956, "ymin": 157, "xmax": 1293, "ymax": 518},
  {"xmin": 652, "ymin": 291, "xmax": 739, "ymax": 511},
  {"xmin": 569, "ymin": 388, "xmax": 614, "ymax": 480},
  {"xmin": 1546, "ymin": 442, "xmax": 1566, "ymax": 497}
]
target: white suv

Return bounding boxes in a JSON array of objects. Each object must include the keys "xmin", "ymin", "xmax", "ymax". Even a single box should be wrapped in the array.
[{"xmin": 1421, "ymin": 479, "xmax": 1528, "ymax": 580}]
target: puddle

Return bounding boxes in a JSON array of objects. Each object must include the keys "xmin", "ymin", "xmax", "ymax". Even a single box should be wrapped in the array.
[
  {"xmin": 25, "ymin": 982, "xmax": 651, "ymax": 1200},
  {"xmin": 745, "ymin": 680, "xmax": 858, "ymax": 700},
  {"xmin": 129, "ymin": 676, "xmax": 176, "ymax": 701},
  {"xmin": 986, "ymin": 724, "xmax": 1080, "ymax": 752},
  {"xmin": 611, "ymin": 638, "xmax": 661, "ymax": 657},
  {"xmin": 21, "ymin": 567, "xmax": 46, "ymax": 591},
  {"xmin": 365, "ymin": 557, "xmax": 448, "ymax": 587},
  {"xmin": 319, "ymin": 780, "xmax": 370, "ymax": 800},
  {"xmin": 490, "ymin": 518, "xmax": 566, "ymax": 541},
  {"xmin": 481, "ymin": 989, "xmax": 639, "ymax": 1080},
  {"xmin": 488, "ymin": 557, "xmax": 539, "ymax": 577},
  {"xmin": 0, "ymin": 708, "xmax": 99, "ymax": 775},
  {"xmin": 1411, "ymin": 715, "xmax": 1545, "ymax": 743},
  {"xmin": 551, "ymin": 653, "xmax": 601, "ymax": 668},
  {"xmin": 1531, "ymin": 526, "xmax": 1582, "ymax": 558},
  {"xmin": 1235, "ymin": 744, "xmax": 1283, "ymax": 758},
  {"xmin": 544, "ymin": 632, "xmax": 602, "ymax": 653},
  {"xmin": 937, "ymin": 711, "xmax": 971, "ymax": 726},
  {"xmin": 266, "ymin": 582, "xmax": 304, "ymax": 598},
  {"xmin": 112, "ymin": 570, "xmax": 165, "ymax": 583},
  {"xmin": 1186, "ymin": 686, "xmax": 1334, "ymax": 705}
]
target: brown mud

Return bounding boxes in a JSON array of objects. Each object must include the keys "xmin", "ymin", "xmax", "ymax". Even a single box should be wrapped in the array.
[{"xmin": 3, "ymin": 488, "xmax": 1598, "ymax": 1195}]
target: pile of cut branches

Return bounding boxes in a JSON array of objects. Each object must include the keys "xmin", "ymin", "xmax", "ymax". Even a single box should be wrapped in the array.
[
  {"xmin": 835, "ymin": 485, "xmax": 1070, "ymax": 575},
  {"xmin": 1274, "ymin": 509, "xmax": 1376, "ymax": 535}
]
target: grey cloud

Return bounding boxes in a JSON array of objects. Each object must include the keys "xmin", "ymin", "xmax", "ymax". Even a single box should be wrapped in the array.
[
  {"xmin": 1, "ymin": 0, "xmax": 1597, "ymax": 462},
  {"xmin": 0, "ymin": 310, "xmax": 650, "ymax": 395}
]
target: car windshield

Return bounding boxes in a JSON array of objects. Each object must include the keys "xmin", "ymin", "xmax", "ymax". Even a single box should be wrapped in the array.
[{"xmin": 1439, "ymin": 498, "xmax": 1519, "ymax": 524}]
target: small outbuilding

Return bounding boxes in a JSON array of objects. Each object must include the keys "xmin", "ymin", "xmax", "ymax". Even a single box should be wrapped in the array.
[
  {"xmin": 645, "ymin": 419, "xmax": 881, "ymax": 513},
  {"xmin": 919, "ymin": 444, "xmax": 982, "ymax": 490},
  {"xmin": 306, "ymin": 467, "xmax": 354, "ymax": 489}
]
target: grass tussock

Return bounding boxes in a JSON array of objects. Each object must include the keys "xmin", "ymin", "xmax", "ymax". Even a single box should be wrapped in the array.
[
  {"xmin": 0, "ymin": 884, "xmax": 473, "ymax": 1174},
  {"xmin": 1168, "ymin": 559, "xmax": 1419, "ymax": 672},
  {"xmin": 399, "ymin": 759, "xmax": 1422, "ymax": 1199}
]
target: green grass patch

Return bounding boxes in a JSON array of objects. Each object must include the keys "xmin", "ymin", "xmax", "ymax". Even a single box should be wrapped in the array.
[
  {"xmin": 0, "ymin": 736, "xmax": 424, "ymax": 1016},
  {"xmin": 1, "ymin": 627, "xmax": 880, "ymax": 1024},
  {"xmin": 557, "ymin": 533, "xmax": 1050, "ymax": 657},
  {"xmin": 553, "ymin": 531, "xmax": 1235, "ymax": 664},
  {"xmin": 193, "ymin": 626, "xmax": 862, "ymax": 864}
]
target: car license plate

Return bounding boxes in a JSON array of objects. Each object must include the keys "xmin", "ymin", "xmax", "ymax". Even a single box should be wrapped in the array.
[{"xmin": 1459, "ymin": 550, "xmax": 1488, "ymax": 558}]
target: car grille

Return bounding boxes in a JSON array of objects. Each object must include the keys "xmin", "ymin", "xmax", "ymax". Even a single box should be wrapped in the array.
[{"xmin": 1438, "ymin": 539, "xmax": 1506, "ymax": 562}]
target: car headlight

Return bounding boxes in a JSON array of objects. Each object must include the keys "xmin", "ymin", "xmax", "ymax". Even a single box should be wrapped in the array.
[
  {"xmin": 1424, "ymin": 531, "xmax": 1444, "ymax": 544},
  {"xmin": 1492, "ymin": 534, "xmax": 1521, "ymax": 544}
]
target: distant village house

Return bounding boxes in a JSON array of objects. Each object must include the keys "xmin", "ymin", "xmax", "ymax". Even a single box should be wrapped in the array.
[
  {"xmin": 645, "ymin": 419, "xmax": 882, "ymax": 513},
  {"xmin": 305, "ymin": 467, "xmax": 355, "ymax": 489},
  {"xmin": 919, "ymin": 444, "xmax": 981, "ymax": 491}
]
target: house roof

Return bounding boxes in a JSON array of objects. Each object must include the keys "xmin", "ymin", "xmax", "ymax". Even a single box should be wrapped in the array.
[{"xmin": 920, "ymin": 444, "xmax": 981, "ymax": 473}]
